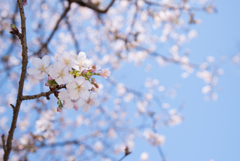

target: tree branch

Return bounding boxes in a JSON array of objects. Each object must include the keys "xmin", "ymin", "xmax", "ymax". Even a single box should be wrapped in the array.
[
  {"xmin": 71, "ymin": 0, "xmax": 115, "ymax": 13},
  {"xmin": 1, "ymin": 135, "xmax": 6, "ymax": 153},
  {"xmin": 3, "ymin": 0, "xmax": 28, "ymax": 160},
  {"xmin": 21, "ymin": 85, "xmax": 66, "ymax": 100},
  {"xmin": 34, "ymin": 5, "xmax": 71, "ymax": 56}
]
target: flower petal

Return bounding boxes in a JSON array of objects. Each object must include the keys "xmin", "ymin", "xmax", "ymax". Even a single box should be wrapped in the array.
[
  {"xmin": 42, "ymin": 55, "xmax": 50, "ymax": 67},
  {"xmin": 79, "ymin": 90, "xmax": 90, "ymax": 100},
  {"xmin": 69, "ymin": 89, "xmax": 80, "ymax": 100},
  {"xmin": 75, "ymin": 76, "xmax": 85, "ymax": 86},
  {"xmin": 32, "ymin": 57, "xmax": 42, "ymax": 69},
  {"xmin": 64, "ymin": 99, "xmax": 74, "ymax": 110},
  {"xmin": 90, "ymin": 92, "xmax": 98, "ymax": 100},
  {"xmin": 27, "ymin": 68, "xmax": 41, "ymax": 75},
  {"xmin": 77, "ymin": 52, "xmax": 86, "ymax": 61},
  {"xmin": 59, "ymin": 91, "xmax": 69, "ymax": 100},
  {"xmin": 35, "ymin": 72, "xmax": 46, "ymax": 79},
  {"xmin": 82, "ymin": 104, "xmax": 91, "ymax": 113}
]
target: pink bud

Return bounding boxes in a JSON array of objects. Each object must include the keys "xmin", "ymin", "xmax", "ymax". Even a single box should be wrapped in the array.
[
  {"xmin": 74, "ymin": 105, "xmax": 79, "ymax": 111},
  {"xmin": 89, "ymin": 69, "xmax": 96, "ymax": 72},
  {"xmin": 87, "ymin": 75, "xmax": 91, "ymax": 78},
  {"xmin": 82, "ymin": 69, "xmax": 88, "ymax": 74},
  {"xmin": 92, "ymin": 65, "xmax": 96, "ymax": 69},
  {"xmin": 57, "ymin": 107, "xmax": 62, "ymax": 112},
  {"xmin": 48, "ymin": 76, "xmax": 52, "ymax": 80},
  {"xmin": 45, "ymin": 82, "xmax": 49, "ymax": 86},
  {"xmin": 91, "ymin": 88, "xmax": 95, "ymax": 91},
  {"xmin": 95, "ymin": 83, "xmax": 99, "ymax": 89}
]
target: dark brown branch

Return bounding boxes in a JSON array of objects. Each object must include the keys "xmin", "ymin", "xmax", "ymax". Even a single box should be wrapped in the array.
[
  {"xmin": 21, "ymin": 85, "xmax": 66, "ymax": 100},
  {"xmin": 1, "ymin": 135, "xmax": 6, "ymax": 153},
  {"xmin": 3, "ymin": 0, "xmax": 28, "ymax": 160},
  {"xmin": 71, "ymin": 0, "xmax": 115, "ymax": 13},
  {"xmin": 34, "ymin": 5, "xmax": 71, "ymax": 56}
]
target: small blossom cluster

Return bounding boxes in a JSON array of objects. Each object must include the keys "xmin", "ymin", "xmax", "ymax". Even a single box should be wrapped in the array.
[{"xmin": 27, "ymin": 52, "xmax": 111, "ymax": 112}]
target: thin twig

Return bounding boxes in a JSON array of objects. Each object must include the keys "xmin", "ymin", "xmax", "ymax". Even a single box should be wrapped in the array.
[
  {"xmin": 34, "ymin": 5, "xmax": 71, "ymax": 56},
  {"xmin": 21, "ymin": 85, "xmax": 66, "ymax": 100},
  {"xmin": 3, "ymin": 0, "xmax": 28, "ymax": 160},
  {"xmin": 71, "ymin": 0, "xmax": 115, "ymax": 13}
]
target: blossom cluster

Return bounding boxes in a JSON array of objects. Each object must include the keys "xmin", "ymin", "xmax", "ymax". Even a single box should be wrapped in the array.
[{"xmin": 27, "ymin": 52, "xmax": 110, "ymax": 112}]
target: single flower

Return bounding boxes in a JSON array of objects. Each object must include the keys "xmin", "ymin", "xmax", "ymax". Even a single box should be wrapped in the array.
[
  {"xmin": 48, "ymin": 62, "xmax": 74, "ymax": 85},
  {"xmin": 81, "ymin": 92, "xmax": 99, "ymax": 112},
  {"xmin": 66, "ymin": 76, "xmax": 92, "ymax": 100},
  {"xmin": 71, "ymin": 52, "xmax": 93, "ymax": 72},
  {"xmin": 100, "ymin": 68, "xmax": 111, "ymax": 79},
  {"xmin": 27, "ymin": 55, "xmax": 50, "ymax": 79}
]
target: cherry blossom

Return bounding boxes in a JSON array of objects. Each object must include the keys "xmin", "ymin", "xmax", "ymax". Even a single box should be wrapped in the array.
[
  {"xmin": 27, "ymin": 55, "xmax": 50, "ymax": 79},
  {"xmin": 48, "ymin": 62, "xmax": 74, "ymax": 85},
  {"xmin": 71, "ymin": 52, "xmax": 94, "ymax": 72},
  {"xmin": 66, "ymin": 76, "xmax": 92, "ymax": 100},
  {"xmin": 100, "ymin": 68, "xmax": 111, "ymax": 79},
  {"xmin": 81, "ymin": 92, "xmax": 99, "ymax": 112},
  {"xmin": 59, "ymin": 90, "xmax": 84, "ymax": 110}
]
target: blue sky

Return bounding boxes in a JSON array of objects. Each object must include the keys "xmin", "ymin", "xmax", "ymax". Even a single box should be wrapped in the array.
[{"xmin": 114, "ymin": 0, "xmax": 240, "ymax": 161}]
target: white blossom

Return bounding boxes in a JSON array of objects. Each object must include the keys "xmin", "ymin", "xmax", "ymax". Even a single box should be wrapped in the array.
[
  {"xmin": 27, "ymin": 55, "xmax": 50, "ymax": 79},
  {"xmin": 66, "ymin": 76, "xmax": 92, "ymax": 100},
  {"xmin": 48, "ymin": 62, "xmax": 74, "ymax": 85}
]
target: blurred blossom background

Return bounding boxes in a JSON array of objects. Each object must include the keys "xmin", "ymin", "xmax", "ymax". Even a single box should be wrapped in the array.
[{"xmin": 0, "ymin": 0, "xmax": 240, "ymax": 161}]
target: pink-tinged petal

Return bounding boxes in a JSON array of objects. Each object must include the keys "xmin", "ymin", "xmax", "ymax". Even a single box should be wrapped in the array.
[
  {"xmin": 71, "ymin": 57, "xmax": 78, "ymax": 64},
  {"xmin": 79, "ymin": 90, "xmax": 90, "ymax": 100},
  {"xmin": 46, "ymin": 64, "xmax": 53, "ymax": 74},
  {"xmin": 74, "ymin": 105, "xmax": 79, "ymax": 111},
  {"xmin": 59, "ymin": 91, "xmax": 69, "ymax": 100},
  {"xmin": 64, "ymin": 75, "xmax": 74, "ymax": 83},
  {"xmin": 82, "ymin": 104, "xmax": 91, "ymax": 113},
  {"xmin": 75, "ymin": 76, "xmax": 85, "ymax": 85},
  {"xmin": 83, "ymin": 59, "xmax": 94, "ymax": 68},
  {"xmin": 55, "ymin": 77, "xmax": 64, "ymax": 85},
  {"xmin": 90, "ymin": 92, "xmax": 98, "ymax": 100},
  {"xmin": 77, "ymin": 52, "xmax": 86, "ymax": 61},
  {"xmin": 71, "ymin": 64, "xmax": 80, "ymax": 71},
  {"xmin": 42, "ymin": 55, "xmax": 50, "ymax": 67},
  {"xmin": 83, "ymin": 81, "xmax": 92, "ymax": 90},
  {"xmin": 32, "ymin": 57, "xmax": 42, "ymax": 68},
  {"xmin": 69, "ymin": 90, "xmax": 80, "ymax": 100},
  {"xmin": 57, "ymin": 55, "xmax": 63, "ymax": 62},
  {"xmin": 92, "ymin": 99, "xmax": 99, "ymax": 107},
  {"xmin": 64, "ymin": 99, "xmax": 74, "ymax": 110},
  {"xmin": 66, "ymin": 82, "xmax": 77, "ymax": 90},
  {"xmin": 35, "ymin": 72, "xmax": 46, "ymax": 79},
  {"xmin": 76, "ymin": 98, "xmax": 85, "ymax": 107},
  {"xmin": 48, "ymin": 68, "xmax": 58, "ymax": 79},
  {"xmin": 27, "ymin": 68, "xmax": 41, "ymax": 75}
]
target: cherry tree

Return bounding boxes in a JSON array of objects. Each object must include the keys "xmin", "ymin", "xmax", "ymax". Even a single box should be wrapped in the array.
[{"xmin": 0, "ymin": 0, "xmax": 234, "ymax": 161}]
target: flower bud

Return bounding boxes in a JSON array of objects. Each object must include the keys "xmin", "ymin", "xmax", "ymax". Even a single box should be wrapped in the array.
[
  {"xmin": 11, "ymin": 24, "xmax": 19, "ymax": 33},
  {"xmin": 94, "ymin": 83, "xmax": 99, "ymax": 89},
  {"xmin": 125, "ymin": 146, "xmax": 131, "ymax": 155},
  {"xmin": 82, "ymin": 69, "xmax": 88, "ymax": 74},
  {"xmin": 57, "ymin": 107, "xmax": 62, "ymax": 112},
  {"xmin": 48, "ymin": 76, "xmax": 52, "ymax": 80},
  {"xmin": 45, "ymin": 82, "xmax": 49, "ymax": 86},
  {"xmin": 92, "ymin": 65, "xmax": 96, "ymax": 69}
]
